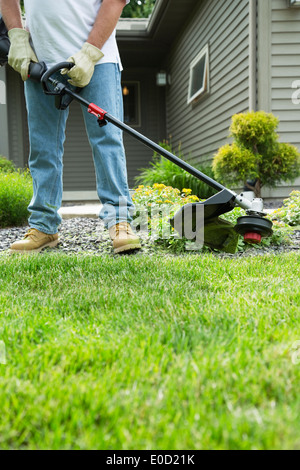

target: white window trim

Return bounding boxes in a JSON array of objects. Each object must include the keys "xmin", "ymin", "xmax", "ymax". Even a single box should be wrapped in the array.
[{"xmin": 187, "ymin": 44, "xmax": 209, "ymax": 105}]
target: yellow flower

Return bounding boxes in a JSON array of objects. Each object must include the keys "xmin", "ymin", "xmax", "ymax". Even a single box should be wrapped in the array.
[
  {"xmin": 153, "ymin": 183, "xmax": 166, "ymax": 190},
  {"xmin": 188, "ymin": 195, "xmax": 200, "ymax": 202},
  {"xmin": 182, "ymin": 188, "xmax": 192, "ymax": 195}
]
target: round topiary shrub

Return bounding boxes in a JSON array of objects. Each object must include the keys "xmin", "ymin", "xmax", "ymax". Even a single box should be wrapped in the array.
[
  {"xmin": 0, "ymin": 170, "xmax": 33, "ymax": 228},
  {"xmin": 213, "ymin": 111, "xmax": 300, "ymax": 198}
]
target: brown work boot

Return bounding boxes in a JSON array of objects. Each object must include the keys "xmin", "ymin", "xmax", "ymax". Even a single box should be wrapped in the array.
[
  {"xmin": 10, "ymin": 228, "xmax": 59, "ymax": 253},
  {"xmin": 109, "ymin": 222, "xmax": 141, "ymax": 254}
]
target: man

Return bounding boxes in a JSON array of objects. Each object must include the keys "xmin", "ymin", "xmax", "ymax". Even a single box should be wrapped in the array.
[{"xmin": 1, "ymin": 0, "xmax": 141, "ymax": 254}]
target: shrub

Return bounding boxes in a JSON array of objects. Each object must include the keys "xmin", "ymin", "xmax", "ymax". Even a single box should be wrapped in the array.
[
  {"xmin": 271, "ymin": 191, "xmax": 300, "ymax": 227},
  {"xmin": 0, "ymin": 170, "xmax": 33, "ymax": 228},
  {"xmin": 213, "ymin": 111, "xmax": 300, "ymax": 197},
  {"xmin": 0, "ymin": 155, "xmax": 16, "ymax": 173},
  {"xmin": 135, "ymin": 141, "xmax": 216, "ymax": 200}
]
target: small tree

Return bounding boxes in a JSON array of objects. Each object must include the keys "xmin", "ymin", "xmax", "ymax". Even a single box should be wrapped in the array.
[
  {"xmin": 122, "ymin": 0, "xmax": 156, "ymax": 18},
  {"xmin": 213, "ymin": 111, "xmax": 300, "ymax": 198}
]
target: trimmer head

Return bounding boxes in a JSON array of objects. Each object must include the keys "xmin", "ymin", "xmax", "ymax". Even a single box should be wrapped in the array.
[{"xmin": 234, "ymin": 215, "xmax": 273, "ymax": 244}]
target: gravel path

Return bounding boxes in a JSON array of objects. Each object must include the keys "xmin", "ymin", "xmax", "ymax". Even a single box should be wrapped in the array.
[
  {"xmin": 0, "ymin": 217, "xmax": 299, "ymax": 257},
  {"xmin": 0, "ymin": 219, "xmax": 156, "ymax": 256}
]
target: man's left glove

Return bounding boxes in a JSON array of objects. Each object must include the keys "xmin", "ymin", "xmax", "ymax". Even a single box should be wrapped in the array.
[{"xmin": 61, "ymin": 42, "xmax": 104, "ymax": 88}]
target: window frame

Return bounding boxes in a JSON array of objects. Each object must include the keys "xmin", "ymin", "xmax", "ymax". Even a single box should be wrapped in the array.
[
  {"xmin": 187, "ymin": 44, "xmax": 210, "ymax": 105},
  {"xmin": 121, "ymin": 80, "xmax": 141, "ymax": 128}
]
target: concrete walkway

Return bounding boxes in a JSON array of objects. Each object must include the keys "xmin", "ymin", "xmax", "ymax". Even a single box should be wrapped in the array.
[
  {"xmin": 58, "ymin": 203, "xmax": 274, "ymax": 220},
  {"xmin": 58, "ymin": 204, "xmax": 101, "ymax": 219}
]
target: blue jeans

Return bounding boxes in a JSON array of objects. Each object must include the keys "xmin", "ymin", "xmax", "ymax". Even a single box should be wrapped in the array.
[{"xmin": 24, "ymin": 63, "xmax": 134, "ymax": 234}]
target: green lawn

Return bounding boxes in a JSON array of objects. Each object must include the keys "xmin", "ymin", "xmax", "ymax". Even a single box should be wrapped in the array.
[{"xmin": 0, "ymin": 252, "xmax": 299, "ymax": 450}]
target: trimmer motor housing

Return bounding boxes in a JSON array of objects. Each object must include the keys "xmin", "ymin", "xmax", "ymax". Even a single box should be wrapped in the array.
[{"xmin": 233, "ymin": 195, "xmax": 273, "ymax": 244}]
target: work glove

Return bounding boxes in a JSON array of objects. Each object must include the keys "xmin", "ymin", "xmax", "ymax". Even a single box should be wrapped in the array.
[
  {"xmin": 61, "ymin": 42, "xmax": 104, "ymax": 88},
  {"xmin": 8, "ymin": 28, "xmax": 38, "ymax": 81}
]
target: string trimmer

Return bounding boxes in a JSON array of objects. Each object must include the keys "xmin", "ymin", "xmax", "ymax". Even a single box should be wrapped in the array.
[{"xmin": 0, "ymin": 17, "xmax": 273, "ymax": 253}]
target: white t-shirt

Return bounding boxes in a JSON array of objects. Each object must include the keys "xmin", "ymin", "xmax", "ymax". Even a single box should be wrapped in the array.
[{"xmin": 24, "ymin": 0, "xmax": 130, "ymax": 69}]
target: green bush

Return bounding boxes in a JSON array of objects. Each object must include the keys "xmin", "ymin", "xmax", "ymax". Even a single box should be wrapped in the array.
[
  {"xmin": 0, "ymin": 170, "xmax": 33, "ymax": 228},
  {"xmin": 135, "ymin": 141, "xmax": 217, "ymax": 200},
  {"xmin": 0, "ymin": 155, "xmax": 16, "ymax": 173},
  {"xmin": 213, "ymin": 111, "xmax": 300, "ymax": 197}
]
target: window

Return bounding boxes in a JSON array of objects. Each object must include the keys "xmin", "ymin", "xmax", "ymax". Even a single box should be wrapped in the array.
[
  {"xmin": 122, "ymin": 81, "xmax": 141, "ymax": 127},
  {"xmin": 187, "ymin": 45, "xmax": 209, "ymax": 104},
  {"xmin": 288, "ymin": 0, "xmax": 300, "ymax": 7}
]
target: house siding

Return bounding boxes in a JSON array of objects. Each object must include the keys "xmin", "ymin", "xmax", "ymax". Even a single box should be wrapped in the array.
[
  {"xmin": 257, "ymin": 0, "xmax": 300, "ymax": 196},
  {"xmin": 6, "ymin": 67, "xmax": 28, "ymax": 168},
  {"xmin": 271, "ymin": 0, "xmax": 300, "ymax": 149},
  {"xmin": 165, "ymin": 0, "xmax": 250, "ymax": 166}
]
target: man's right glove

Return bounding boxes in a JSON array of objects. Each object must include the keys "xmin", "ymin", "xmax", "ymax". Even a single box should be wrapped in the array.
[
  {"xmin": 8, "ymin": 28, "xmax": 38, "ymax": 81},
  {"xmin": 61, "ymin": 42, "xmax": 104, "ymax": 88}
]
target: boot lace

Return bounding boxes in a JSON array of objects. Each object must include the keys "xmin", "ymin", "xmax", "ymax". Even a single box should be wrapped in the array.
[
  {"xmin": 115, "ymin": 223, "xmax": 131, "ymax": 235},
  {"xmin": 24, "ymin": 229, "xmax": 40, "ymax": 240}
]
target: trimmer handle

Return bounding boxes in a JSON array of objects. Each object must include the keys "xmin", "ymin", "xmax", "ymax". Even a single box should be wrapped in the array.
[
  {"xmin": 41, "ymin": 62, "xmax": 74, "ymax": 94},
  {"xmin": 28, "ymin": 61, "xmax": 47, "ymax": 82}
]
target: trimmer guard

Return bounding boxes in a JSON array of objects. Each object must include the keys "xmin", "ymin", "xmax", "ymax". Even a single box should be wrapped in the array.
[{"xmin": 170, "ymin": 190, "xmax": 240, "ymax": 254}]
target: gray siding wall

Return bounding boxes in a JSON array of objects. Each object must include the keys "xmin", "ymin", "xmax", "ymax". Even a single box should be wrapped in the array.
[
  {"xmin": 63, "ymin": 102, "xmax": 96, "ymax": 192},
  {"xmin": 271, "ymin": 0, "xmax": 300, "ymax": 149},
  {"xmin": 257, "ymin": 0, "xmax": 300, "ymax": 196},
  {"xmin": 165, "ymin": 0, "xmax": 250, "ymax": 166},
  {"xmin": 6, "ymin": 67, "xmax": 28, "ymax": 168}
]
